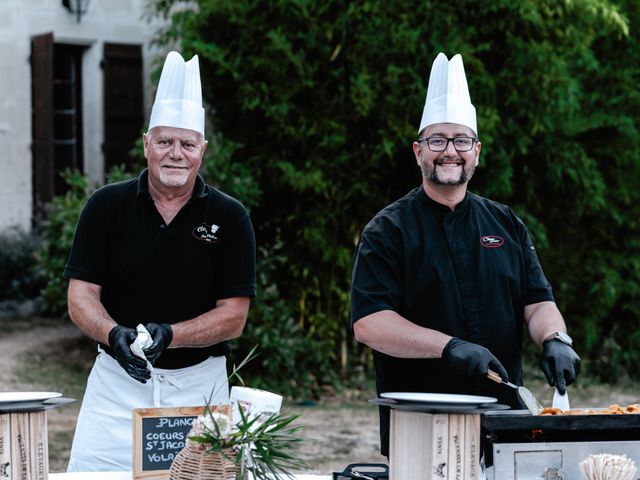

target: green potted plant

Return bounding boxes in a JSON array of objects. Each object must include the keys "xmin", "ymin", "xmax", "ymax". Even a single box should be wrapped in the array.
[{"xmin": 169, "ymin": 347, "xmax": 307, "ymax": 479}]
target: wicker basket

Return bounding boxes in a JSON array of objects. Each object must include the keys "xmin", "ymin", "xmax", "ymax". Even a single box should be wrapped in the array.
[{"xmin": 169, "ymin": 443, "xmax": 239, "ymax": 480}]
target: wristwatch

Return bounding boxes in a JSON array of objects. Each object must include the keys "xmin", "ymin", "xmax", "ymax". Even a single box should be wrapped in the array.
[{"xmin": 547, "ymin": 331, "xmax": 573, "ymax": 346}]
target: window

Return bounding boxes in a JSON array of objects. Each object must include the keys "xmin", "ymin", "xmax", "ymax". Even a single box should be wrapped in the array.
[
  {"xmin": 53, "ymin": 44, "xmax": 85, "ymax": 195},
  {"xmin": 31, "ymin": 35, "xmax": 143, "ymax": 219},
  {"xmin": 103, "ymin": 43, "xmax": 144, "ymax": 171}
]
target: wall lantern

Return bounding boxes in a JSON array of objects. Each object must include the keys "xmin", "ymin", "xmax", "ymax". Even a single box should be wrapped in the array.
[{"xmin": 62, "ymin": 0, "xmax": 90, "ymax": 23}]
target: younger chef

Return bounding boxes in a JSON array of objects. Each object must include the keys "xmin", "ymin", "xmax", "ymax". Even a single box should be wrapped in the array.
[{"xmin": 350, "ymin": 52, "xmax": 581, "ymax": 456}]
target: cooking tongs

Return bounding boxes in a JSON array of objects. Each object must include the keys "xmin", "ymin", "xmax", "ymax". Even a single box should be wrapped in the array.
[{"xmin": 487, "ymin": 369, "xmax": 543, "ymax": 415}]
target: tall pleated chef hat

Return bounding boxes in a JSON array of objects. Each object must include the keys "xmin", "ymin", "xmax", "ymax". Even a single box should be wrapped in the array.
[
  {"xmin": 148, "ymin": 51, "xmax": 205, "ymax": 135},
  {"xmin": 418, "ymin": 52, "xmax": 477, "ymax": 136}
]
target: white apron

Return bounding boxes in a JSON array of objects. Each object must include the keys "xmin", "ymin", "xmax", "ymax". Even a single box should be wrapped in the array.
[{"xmin": 67, "ymin": 349, "xmax": 228, "ymax": 472}]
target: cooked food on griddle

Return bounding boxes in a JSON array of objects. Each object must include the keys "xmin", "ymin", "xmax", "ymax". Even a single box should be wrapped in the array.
[{"xmin": 540, "ymin": 404, "xmax": 640, "ymax": 415}]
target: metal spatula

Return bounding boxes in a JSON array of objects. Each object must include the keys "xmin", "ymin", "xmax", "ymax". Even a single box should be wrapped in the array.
[
  {"xmin": 552, "ymin": 387, "xmax": 570, "ymax": 411},
  {"xmin": 487, "ymin": 369, "xmax": 543, "ymax": 415}
]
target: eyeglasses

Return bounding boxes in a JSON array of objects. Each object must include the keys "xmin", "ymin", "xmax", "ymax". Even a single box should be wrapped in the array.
[{"xmin": 416, "ymin": 136, "xmax": 477, "ymax": 152}]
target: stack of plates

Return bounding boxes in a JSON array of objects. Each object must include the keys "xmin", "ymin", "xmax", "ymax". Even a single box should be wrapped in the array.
[
  {"xmin": 0, "ymin": 391, "xmax": 72, "ymax": 413},
  {"xmin": 372, "ymin": 392, "xmax": 508, "ymax": 413}
]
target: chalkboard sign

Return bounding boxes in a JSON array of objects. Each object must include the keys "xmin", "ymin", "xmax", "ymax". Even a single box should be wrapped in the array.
[{"xmin": 132, "ymin": 405, "xmax": 231, "ymax": 479}]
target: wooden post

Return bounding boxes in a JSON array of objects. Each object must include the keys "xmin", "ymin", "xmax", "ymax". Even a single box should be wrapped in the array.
[
  {"xmin": 10, "ymin": 413, "xmax": 31, "ymax": 480},
  {"xmin": 29, "ymin": 412, "xmax": 48, "ymax": 480},
  {"xmin": 1, "ymin": 412, "xmax": 49, "ymax": 480},
  {"xmin": 1, "ymin": 414, "xmax": 10, "ymax": 479},
  {"xmin": 389, "ymin": 410, "xmax": 481, "ymax": 480}
]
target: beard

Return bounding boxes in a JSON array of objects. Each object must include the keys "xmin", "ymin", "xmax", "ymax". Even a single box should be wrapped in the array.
[
  {"xmin": 158, "ymin": 167, "xmax": 191, "ymax": 188},
  {"xmin": 419, "ymin": 153, "xmax": 476, "ymax": 186}
]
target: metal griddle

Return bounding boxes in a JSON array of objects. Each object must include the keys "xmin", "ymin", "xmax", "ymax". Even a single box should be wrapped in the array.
[
  {"xmin": 482, "ymin": 409, "xmax": 640, "ymax": 432},
  {"xmin": 482, "ymin": 410, "xmax": 640, "ymax": 479}
]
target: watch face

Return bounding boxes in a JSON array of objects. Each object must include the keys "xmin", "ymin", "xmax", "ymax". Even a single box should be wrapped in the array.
[{"xmin": 555, "ymin": 331, "xmax": 573, "ymax": 345}]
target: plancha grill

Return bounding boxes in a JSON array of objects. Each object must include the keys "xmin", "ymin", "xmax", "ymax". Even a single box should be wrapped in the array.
[{"xmin": 481, "ymin": 410, "xmax": 640, "ymax": 479}]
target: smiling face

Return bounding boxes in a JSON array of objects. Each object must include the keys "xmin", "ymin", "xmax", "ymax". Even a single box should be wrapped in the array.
[
  {"xmin": 412, "ymin": 123, "xmax": 481, "ymax": 187},
  {"xmin": 143, "ymin": 126, "xmax": 208, "ymax": 193}
]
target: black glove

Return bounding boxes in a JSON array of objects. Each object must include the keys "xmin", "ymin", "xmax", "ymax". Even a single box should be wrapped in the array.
[
  {"xmin": 442, "ymin": 337, "xmax": 509, "ymax": 382},
  {"xmin": 539, "ymin": 338, "xmax": 581, "ymax": 394},
  {"xmin": 108, "ymin": 325, "xmax": 151, "ymax": 383},
  {"xmin": 143, "ymin": 323, "xmax": 173, "ymax": 365}
]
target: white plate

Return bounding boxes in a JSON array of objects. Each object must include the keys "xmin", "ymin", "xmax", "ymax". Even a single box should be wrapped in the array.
[
  {"xmin": 380, "ymin": 392, "xmax": 497, "ymax": 405},
  {"xmin": 0, "ymin": 392, "xmax": 62, "ymax": 403}
]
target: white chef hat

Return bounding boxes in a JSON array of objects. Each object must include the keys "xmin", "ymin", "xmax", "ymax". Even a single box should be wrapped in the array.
[
  {"xmin": 148, "ymin": 51, "xmax": 205, "ymax": 135},
  {"xmin": 418, "ymin": 52, "xmax": 477, "ymax": 136}
]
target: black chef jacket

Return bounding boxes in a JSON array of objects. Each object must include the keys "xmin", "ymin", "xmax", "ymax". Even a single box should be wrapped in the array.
[
  {"xmin": 64, "ymin": 169, "xmax": 256, "ymax": 369},
  {"xmin": 350, "ymin": 186, "xmax": 554, "ymax": 456}
]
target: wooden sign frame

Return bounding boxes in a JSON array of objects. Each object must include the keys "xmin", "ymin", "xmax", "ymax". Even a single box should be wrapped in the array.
[{"xmin": 132, "ymin": 405, "xmax": 230, "ymax": 479}]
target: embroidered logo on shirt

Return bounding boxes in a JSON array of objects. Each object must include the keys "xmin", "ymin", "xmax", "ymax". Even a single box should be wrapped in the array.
[
  {"xmin": 193, "ymin": 223, "xmax": 220, "ymax": 243},
  {"xmin": 480, "ymin": 235, "xmax": 504, "ymax": 248}
]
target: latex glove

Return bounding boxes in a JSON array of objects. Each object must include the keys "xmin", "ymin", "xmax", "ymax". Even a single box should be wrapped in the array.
[
  {"xmin": 143, "ymin": 323, "xmax": 173, "ymax": 365},
  {"xmin": 442, "ymin": 337, "xmax": 509, "ymax": 382},
  {"xmin": 108, "ymin": 325, "xmax": 151, "ymax": 383},
  {"xmin": 539, "ymin": 339, "xmax": 581, "ymax": 394}
]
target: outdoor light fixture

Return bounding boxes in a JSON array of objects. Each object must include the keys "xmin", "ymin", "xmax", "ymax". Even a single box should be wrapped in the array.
[{"xmin": 62, "ymin": 0, "xmax": 90, "ymax": 23}]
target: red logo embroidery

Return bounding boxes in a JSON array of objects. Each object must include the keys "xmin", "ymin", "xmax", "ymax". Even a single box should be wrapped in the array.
[{"xmin": 480, "ymin": 235, "xmax": 504, "ymax": 248}]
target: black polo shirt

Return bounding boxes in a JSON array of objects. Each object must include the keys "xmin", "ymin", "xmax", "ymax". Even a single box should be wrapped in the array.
[
  {"xmin": 64, "ymin": 169, "xmax": 256, "ymax": 369},
  {"xmin": 350, "ymin": 186, "xmax": 554, "ymax": 455}
]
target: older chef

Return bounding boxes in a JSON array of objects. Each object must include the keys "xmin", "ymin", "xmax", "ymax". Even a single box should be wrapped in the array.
[{"xmin": 64, "ymin": 51, "xmax": 256, "ymax": 471}]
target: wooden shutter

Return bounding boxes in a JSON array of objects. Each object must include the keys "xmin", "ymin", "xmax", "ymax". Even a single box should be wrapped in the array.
[
  {"xmin": 31, "ymin": 33, "xmax": 54, "ymax": 214},
  {"xmin": 103, "ymin": 43, "xmax": 144, "ymax": 171}
]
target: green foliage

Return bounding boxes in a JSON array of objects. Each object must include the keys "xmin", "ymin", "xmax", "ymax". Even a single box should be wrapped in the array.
[
  {"xmin": 37, "ymin": 170, "xmax": 91, "ymax": 316},
  {"xmin": 0, "ymin": 227, "xmax": 46, "ymax": 301},
  {"xmin": 232, "ymin": 243, "xmax": 340, "ymax": 398},
  {"xmin": 148, "ymin": 0, "xmax": 640, "ymax": 386},
  {"xmin": 188, "ymin": 407, "xmax": 306, "ymax": 480},
  {"xmin": 37, "ymin": 168, "xmax": 138, "ymax": 316},
  {"xmin": 199, "ymin": 133, "xmax": 262, "ymax": 211},
  {"xmin": 186, "ymin": 345, "xmax": 307, "ymax": 479}
]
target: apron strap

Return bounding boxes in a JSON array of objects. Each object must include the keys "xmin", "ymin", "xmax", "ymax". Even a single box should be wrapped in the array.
[{"xmin": 152, "ymin": 373, "xmax": 185, "ymax": 407}]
